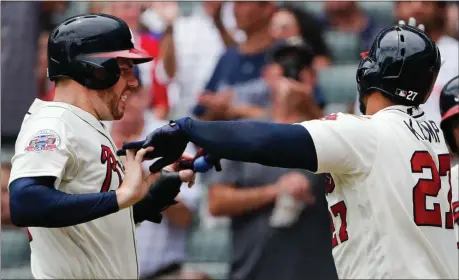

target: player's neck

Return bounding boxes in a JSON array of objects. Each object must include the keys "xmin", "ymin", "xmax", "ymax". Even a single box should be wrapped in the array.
[
  {"xmin": 53, "ymin": 85, "xmax": 100, "ymax": 119},
  {"xmin": 364, "ymin": 92, "xmax": 397, "ymax": 115}
]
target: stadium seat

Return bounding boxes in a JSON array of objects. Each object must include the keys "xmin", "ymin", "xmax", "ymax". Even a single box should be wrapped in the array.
[
  {"xmin": 1, "ymin": 229, "xmax": 31, "ymax": 269},
  {"xmin": 324, "ymin": 31, "xmax": 361, "ymax": 65},
  {"xmin": 186, "ymin": 225, "xmax": 231, "ymax": 279},
  {"xmin": 318, "ymin": 64, "xmax": 359, "ymax": 104},
  {"xmin": 187, "ymin": 224, "xmax": 231, "ymax": 263}
]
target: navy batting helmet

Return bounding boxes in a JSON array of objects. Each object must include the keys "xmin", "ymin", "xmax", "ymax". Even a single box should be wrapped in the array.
[
  {"xmin": 356, "ymin": 25, "xmax": 441, "ymax": 107},
  {"xmin": 47, "ymin": 13, "xmax": 153, "ymax": 90}
]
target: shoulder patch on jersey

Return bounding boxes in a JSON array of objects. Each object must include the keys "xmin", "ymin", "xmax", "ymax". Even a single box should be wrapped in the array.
[{"xmin": 25, "ymin": 129, "xmax": 61, "ymax": 152}]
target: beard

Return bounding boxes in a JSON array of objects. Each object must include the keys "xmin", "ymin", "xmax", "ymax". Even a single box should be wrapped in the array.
[{"xmin": 97, "ymin": 87, "xmax": 127, "ymax": 120}]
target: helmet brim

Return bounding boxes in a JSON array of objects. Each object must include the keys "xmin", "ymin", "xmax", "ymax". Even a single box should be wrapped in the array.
[
  {"xmin": 442, "ymin": 105, "xmax": 459, "ymax": 121},
  {"xmin": 88, "ymin": 48, "xmax": 153, "ymax": 64}
]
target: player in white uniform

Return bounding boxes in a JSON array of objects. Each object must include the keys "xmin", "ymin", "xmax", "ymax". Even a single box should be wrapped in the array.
[
  {"xmin": 438, "ymin": 76, "xmax": 459, "ymax": 249},
  {"xmin": 119, "ymin": 20, "xmax": 459, "ymax": 278},
  {"xmin": 8, "ymin": 14, "xmax": 196, "ymax": 279}
]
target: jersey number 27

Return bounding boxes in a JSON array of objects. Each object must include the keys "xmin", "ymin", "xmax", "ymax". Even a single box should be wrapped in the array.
[{"xmin": 411, "ymin": 151, "xmax": 453, "ymax": 229}]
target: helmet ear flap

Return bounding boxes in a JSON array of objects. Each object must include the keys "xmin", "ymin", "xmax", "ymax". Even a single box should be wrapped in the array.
[
  {"xmin": 357, "ymin": 57, "xmax": 378, "ymax": 96},
  {"xmin": 69, "ymin": 58, "xmax": 121, "ymax": 90}
]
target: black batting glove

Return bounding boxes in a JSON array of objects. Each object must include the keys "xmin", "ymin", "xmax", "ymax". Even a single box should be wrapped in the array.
[{"xmin": 117, "ymin": 120, "xmax": 189, "ymax": 173}]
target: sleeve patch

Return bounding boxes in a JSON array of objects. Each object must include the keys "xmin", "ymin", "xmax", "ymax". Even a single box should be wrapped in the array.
[{"xmin": 25, "ymin": 129, "xmax": 61, "ymax": 152}]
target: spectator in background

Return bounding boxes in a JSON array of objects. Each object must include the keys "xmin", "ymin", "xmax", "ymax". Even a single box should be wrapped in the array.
[
  {"xmin": 37, "ymin": 30, "xmax": 55, "ymax": 101},
  {"xmin": 264, "ymin": 38, "xmax": 324, "ymax": 120},
  {"xmin": 109, "ymin": 70, "xmax": 204, "ymax": 280},
  {"xmin": 270, "ymin": 3, "xmax": 331, "ymax": 69},
  {"xmin": 206, "ymin": 47, "xmax": 337, "ymax": 280},
  {"xmin": 446, "ymin": 3, "xmax": 458, "ymax": 39},
  {"xmin": 106, "ymin": 1, "xmax": 169, "ymax": 120},
  {"xmin": 269, "ymin": 4, "xmax": 329, "ymax": 110},
  {"xmin": 320, "ymin": 1, "xmax": 383, "ymax": 51},
  {"xmin": 89, "ymin": 0, "xmax": 105, "ymax": 14},
  {"xmin": 150, "ymin": 2, "xmax": 241, "ymax": 119},
  {"xmin": 395, "ymin": 2, "xmax": 458, "ymax": 125},
  {"xmin": 1, "ymin": 2, "xmax": 41, "ymax": 146},
  {"xmin": 193, "ymin": 1, "xmax": 276, "ymax": 121},
  {"xmin": 2, "ymin": 161, "xmax": 13, "ymax": 226}
]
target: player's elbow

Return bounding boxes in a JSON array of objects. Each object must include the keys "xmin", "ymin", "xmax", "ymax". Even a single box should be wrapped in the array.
[
  {"xmin": 10, "ymin": 209, "xmax": 28, "ymax": 227},
  {"xmin": 9, "ymin": 189, "xmax": 32, "ymax": 227},
  {"xmin": 8, "ymin": 178, "xmax": 54, "ymax": 227}
]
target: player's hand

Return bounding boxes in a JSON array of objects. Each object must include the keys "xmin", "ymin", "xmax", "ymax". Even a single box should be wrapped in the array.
[
  {"xmin": 163, "ymin": 152, "xmax": 196, "ymax": 188},
  {"xmin": 176, "ymin": 148, "xmax": 222, "ymax": 174},
  {"xmin": 116, "ymin": 121, "xmax": 189, "ymax": 173},
  {"xmin": 275, "ymin": 172, "xmax": 315, "ymax": 204},
  {"xmin": 116, "ymin": 147, "xmax": 159, "ymax": 209}
]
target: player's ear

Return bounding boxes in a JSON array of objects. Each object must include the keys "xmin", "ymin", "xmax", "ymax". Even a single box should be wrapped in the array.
[{"xmin": 453, "ymin": 124, "xmax": 459, "ymax": 149}]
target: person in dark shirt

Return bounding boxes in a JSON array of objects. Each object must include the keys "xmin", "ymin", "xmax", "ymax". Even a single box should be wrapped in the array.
[
  {"xmin": 319, "ymin": 1, "xmax": 384, "ymax": 51},
  {"xmin": 207, "ymin": 55, "xmax": 337, "ymax": 280},
  {"xmin": 193, "ymin": 1, "xmax": 276, "ymax": 121},
  {"xmin": 270, "ymin": 3, "xmax": 331, "ymax": 69}
]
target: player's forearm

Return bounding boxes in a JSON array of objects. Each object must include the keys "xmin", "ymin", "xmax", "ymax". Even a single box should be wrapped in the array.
[
  {"xmin": 208, "ymin": 184, "xmax": 278, "ymax": 217},
  {"xmin": 175, "ymin": 118, "xmax": 318, "ymax": 171},
  {"xmin": 9, "ymin": 177, "xmax": 119, "ymax": 228}
]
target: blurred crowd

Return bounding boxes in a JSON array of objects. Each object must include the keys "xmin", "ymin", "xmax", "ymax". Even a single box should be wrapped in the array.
[{"xmin": 1, "ymin": 1, "xmax": 458, "ymax": 279}]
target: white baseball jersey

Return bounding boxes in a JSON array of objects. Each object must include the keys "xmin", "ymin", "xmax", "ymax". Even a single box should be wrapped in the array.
[
  {"xmin": 299, "ymin": 105, "xmax": 458, "ymax": 279},
  {"xmin": 451, "ymin": 162, "xmax": 459, "ymax": 249},
  {"xmin": 9, "ymin": 99, "xmax": 138, "ymax": 279}
]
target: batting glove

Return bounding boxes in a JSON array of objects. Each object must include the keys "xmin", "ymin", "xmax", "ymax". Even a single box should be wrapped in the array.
[{"xmin": 117, "ymin": 120, "xmax": 188, "ymax": 173}]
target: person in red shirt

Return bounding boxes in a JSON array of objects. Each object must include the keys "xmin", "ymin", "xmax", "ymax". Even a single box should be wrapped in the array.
[{"xmin": 107, "ymin": 1, "xmax": 170, "ymax": 119}]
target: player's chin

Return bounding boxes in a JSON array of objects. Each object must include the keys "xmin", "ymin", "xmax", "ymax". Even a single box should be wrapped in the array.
[
  {"xmin": 113, "ymin": 103, "xmax": 126, "ymax": 120},
  {"xmin": 112, "ymin": 107, "xmax": 125, "ymax": 120},
  {"xmin": 113, "ymin": 111, "xmax": 125, "ymax": 120}
]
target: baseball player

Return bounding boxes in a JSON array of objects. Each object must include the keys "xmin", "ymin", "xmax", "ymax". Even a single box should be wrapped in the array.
[
  {"xmin": 119, "ymin": 19, "xmax": 458, "ymax": 278},
  {"xmin": 8, "ymin": 14, "xmax": 196, "ymax": 279},
  {"xmin": 438, "ymin": 76, "xmax": 459, "ymax": 249}
]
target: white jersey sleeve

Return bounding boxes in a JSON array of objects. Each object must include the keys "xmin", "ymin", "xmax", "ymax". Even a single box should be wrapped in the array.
[
  {"xmin": 9, "ymin": 117, "xmax": 80, "ymax": 190},
  {"xmin": 451, "ymin": 164, "xmax": 459, "ymax": 249},
  {"xmin": 297, "ymin": 113, "xmax": 378, "ymax": 175}
]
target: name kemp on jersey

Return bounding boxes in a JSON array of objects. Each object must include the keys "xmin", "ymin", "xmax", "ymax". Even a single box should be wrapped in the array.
[{"xmin": 404, "ymin": 118, "xmax": 442, "ymax": 143}]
